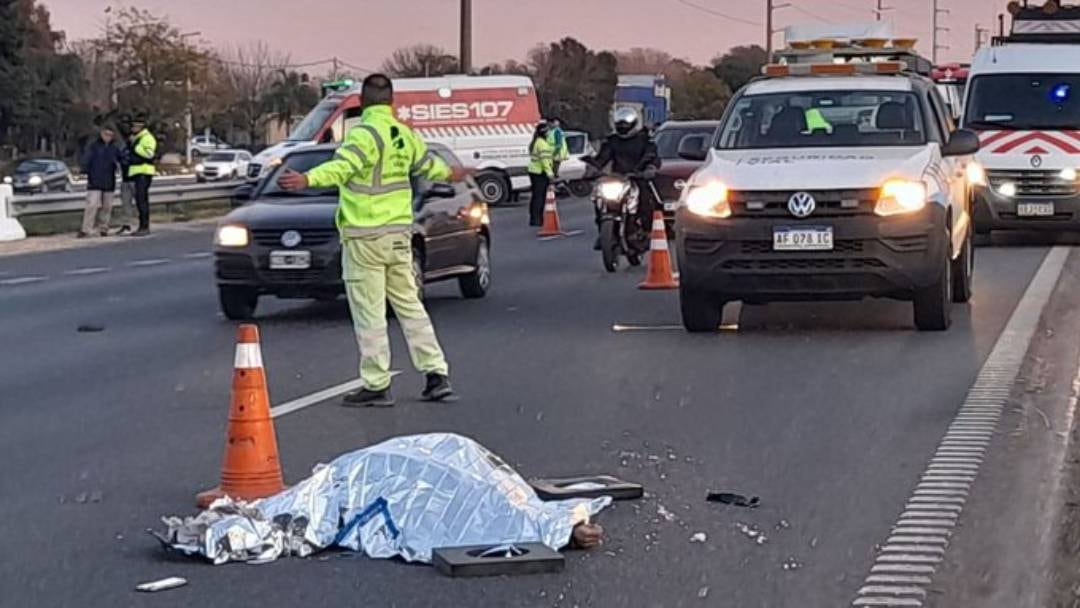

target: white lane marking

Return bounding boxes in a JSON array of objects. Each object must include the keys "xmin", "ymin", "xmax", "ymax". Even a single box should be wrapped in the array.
[
  {"xmin": 184, "ymin": 252, "xmax": 212, "ymax": 259},
  {"xmin": 64, "ymin": 267, "xmax": 110, "ymax": 276},
  {"xmin": 269, "ymin": 371, "xmax": 403, "ymax": 419},
  {"xmin": 851, "ymin": 246, "xmax": 1070, "ymax": 608},
  {"xmin": 128, "ymin": 258, "xmax": 171, "ymax": 267},
  {"xmin": 0, "ymin": 276, "xmax": 47, "ymax": 286}
]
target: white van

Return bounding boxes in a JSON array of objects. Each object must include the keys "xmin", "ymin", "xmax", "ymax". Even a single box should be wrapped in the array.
[
  {"xmin": 964, "ymin": 3, "xmax": 1080, "ymax": 235},
  {"xmin": 249, "ymin": 75, "xmax": 542, "ymax": 205}
]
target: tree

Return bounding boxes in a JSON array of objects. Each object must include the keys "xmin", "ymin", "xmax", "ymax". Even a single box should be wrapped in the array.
[
  {"xmin": 711, "ymin": 45, "xmax": 767, "ymax": 93},
  {"xmin": 216, "ymin": 42, "xmax": 290, "ymax": 147},
  {"xmin": 671, "ymin": 69, "xmax": 731, "ymax": 120},
  {"xmin": 477, "ymin": 59, "xmax": 531, "ymax": 76},
  {"xmin": 528, "ymin": 38, "xmax": 617, "ymax": 136},
  {"xmin": 382, "ymin": 44, "xmax": 459, "ymax": 78},
  {"xmin": 615, "ymin": 47, "xmax": 693, "ymax": 83},
  {"xmin": 263, "ymin": 70, "xmax": 318, "ymax": 136}
]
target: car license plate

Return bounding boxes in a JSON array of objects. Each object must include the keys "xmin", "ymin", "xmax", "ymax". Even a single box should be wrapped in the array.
[
  {"xmin": 1017, "ymin": 202, "xmax": 1055, "ymax": 217},
  {"xmin": 269, "ymin": 250, "xmax": 311, "ymax": 270},
  {"xmin": 773, "ymin": 226, "xmax": 834, "ymax": 251},
  {"xmin": 663, "ymin": 201, "xmax": 678, "ymax": 212}
]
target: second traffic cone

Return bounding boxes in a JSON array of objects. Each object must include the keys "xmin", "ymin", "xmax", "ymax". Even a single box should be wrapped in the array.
[
  {"xmin": 537, "ymin": 186, "xmax": 565, "ymax": 237},
  {"xmin": 196, "ymin": 324, "xmax": 285, "ymax": 508},
  {"xmin": 639, "ymin": 210, "xmax": 679, "ymax": 290}
]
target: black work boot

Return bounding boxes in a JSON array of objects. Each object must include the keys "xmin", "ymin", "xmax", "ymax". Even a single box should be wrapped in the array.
[
  {"xmin": 342, "ymin": 386, "xmax": 395, "ymax": 408},
  {"xmin": 116, "ymin": 225, "xmax": 131, "ymax": 235},
  {"xmin": 421, "ymin": 374, "xmax": 454, "ymax": 402}
]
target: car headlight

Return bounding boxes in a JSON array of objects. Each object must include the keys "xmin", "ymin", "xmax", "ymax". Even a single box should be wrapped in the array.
[
  {"xmin": 966, "ymin": 162, "xmax": 986, "ymax": 186},
  {"xmin": 1060, "ymin": 168, "xmax": 1078, "ymax": 181},
  {"xmin": 598, "ymin": 180, "xmax": 629, "ymax": 201},
  {"xmin": 2, "ymin": 176, "xmax": 11, "ymax": 185},
  {"xmin": 875, "ymin": 179, "xmax": 927, "ymax": 217},
  {"xmin": 997, "ymin": 182, "xmax": 1017, "ymax": 197},
  {"xmin": 215, "ymin": 224, "xmax": 249, "ymax": 247},
  {"xmin": 28, "ymin": 175, "xmax": 43, "ymax": 186},
  {"xmin": 685, "ymin": 181, "xmax": 731, "ymax": 219},
  {"xmin": 195, "ymin": 164, "xmax": 205, "ymax": 173}
]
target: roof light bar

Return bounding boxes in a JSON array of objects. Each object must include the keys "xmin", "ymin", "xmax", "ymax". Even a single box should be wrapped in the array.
[{"xmin": 762, "ymin": 60, "xmax": 907, "ymax": 77}]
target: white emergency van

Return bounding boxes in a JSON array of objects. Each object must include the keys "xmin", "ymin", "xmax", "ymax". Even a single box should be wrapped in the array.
[
  {"xmin": 248, "ymin": 75, "xmax": 541, "ymax": 205},
  {"xmin": 964, "ymin": 2, "xmax": 1080, "ymax": 235}
]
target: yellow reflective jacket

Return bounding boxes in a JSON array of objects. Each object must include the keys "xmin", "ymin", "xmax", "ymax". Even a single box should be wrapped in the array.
[
  {"xmin": 803, "ymin": 108, "xmax": 833, "ymax": 135},
  {"xmin": 528, "ymin": 137, "xmax": 555, "ymax": 178},
  {"xmin": 305, "ymin": 105, "xmax": 451, "ymax": 235},
  {"xmin": 128, "ymin": 130, "xmax": 157, "ymax": 177}
]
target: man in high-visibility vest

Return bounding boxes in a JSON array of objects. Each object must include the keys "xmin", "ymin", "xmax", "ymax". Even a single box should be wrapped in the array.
[
  {"xmin": 127, "ymin": 115, "xmax": 157, "ymax": 236},
  {"xmin": 278, "ymin": 74, "xmax": 461, "ymax": 407},
  {"xmin": 547, "ymin": 117, "xmax": 569, "ymax": 177}
]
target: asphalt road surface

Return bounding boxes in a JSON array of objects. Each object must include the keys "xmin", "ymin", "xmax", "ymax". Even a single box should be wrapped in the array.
[{"xmin": 0, "ymin": 199, "xmax": 1074, "ymax": 607}]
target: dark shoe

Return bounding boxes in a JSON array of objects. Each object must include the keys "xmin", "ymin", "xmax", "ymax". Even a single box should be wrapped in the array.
[
  {"xmin": 99, "ymin": 230, "xmax": 109, "ymax": 237},
  {"xmin": 76, "ymin": 231, "xmax": 89, "ymax": 239},
  {"xmin": 421, "ymin": 373, "xmax": 455, "ymax": 402},
  {"xmin": 116, "ymin": 226, "xmax": 131, "ymax": 236},
  {"xmin": 132, "ymin": 228, "xmax": 150, "ymax": 237},
  {"xmin": 342, "ymin": 387, "xmax": 395, "ymax": 408}
]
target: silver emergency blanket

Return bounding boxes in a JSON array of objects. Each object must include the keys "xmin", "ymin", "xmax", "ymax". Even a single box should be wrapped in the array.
[{"xmin": 161, "ymin": 433, "xmax": 611, "ymax": 565}]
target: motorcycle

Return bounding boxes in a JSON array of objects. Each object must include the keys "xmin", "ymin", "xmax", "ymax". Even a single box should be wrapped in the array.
[{"xmin": 592, "ymin": 172, "xmax": 657, "ymax": 272}]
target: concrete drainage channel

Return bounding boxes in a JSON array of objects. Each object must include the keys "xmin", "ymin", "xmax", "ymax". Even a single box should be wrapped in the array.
[{"xmin": 851, "ymin": 246, "xmax": 1071, "ymax": 607}]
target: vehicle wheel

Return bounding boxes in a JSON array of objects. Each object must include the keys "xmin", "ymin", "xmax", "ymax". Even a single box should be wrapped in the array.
[
  {"xmin": 951, "ymin": 229, "xmax": 974, "ymax": 304},
  {"xmin": 680, "ymin": 283, "xmax": 723, "ymax": 333},
  {"xmin": 196, "ymin": 176, "xmax": 206, "ymax": 184},
  {"xmin": 458, "ymin": 236, "xmax": 491, "ymax": 298},
  {"xmin": 569, "ymin": 180, "xmax": 593, "ymax": 198},
  {"xmin": 913, "ymin": 240, "xmax": 953, "ymax": 331},
  {"xmin": 973, "ymin": 231, "xmax": 992, "ymax": 247},
  {"xmin": 600, "ymin": 221, "xmax": 619, "ymax": 272},
  {"xmin": 475, "ymin": 173, "xmax": 510, "ymax": 205},
  {"xmin": 219, "ymin": 286, "xmax": 258, "ymax": 320},
  {"xmin": 412, "ymin": 246, "xmax": 426, "ymax": 302}
]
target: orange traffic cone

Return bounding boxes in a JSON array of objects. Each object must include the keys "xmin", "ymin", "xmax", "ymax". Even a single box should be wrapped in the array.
[
  {"xmin": 639, "ymin": 210, "xmax": 679, "ymax": 290},
  {"xmin": 196, "ymin": 324, "xmax": 285, "ymax": 508},
  {"xmin": 537, "ymin": 186, "xmax": 566, "ymax": 237}
]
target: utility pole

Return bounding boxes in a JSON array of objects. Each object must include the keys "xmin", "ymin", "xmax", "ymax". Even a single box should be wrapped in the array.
[
  {"xmin": 932, "ymin": 0, "xmax": 951, "ymax": 63},
  {"xmin": 766, "ymin": 0, "xmax": 792, "ymax": 61},
  {"xmin": 874, "ymin": 0, "xmax": 891, "ymax": 21},
  {"xmin": 180, "ymin": 31, "xmax": 201, "ymax": 166},
  {"xmin": 460, "ymin": 0, "xmax": 473, "ymax": 74}
]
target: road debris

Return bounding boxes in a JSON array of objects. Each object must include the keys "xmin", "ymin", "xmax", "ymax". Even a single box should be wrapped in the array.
[
  {"xmin": 782, "ymin": 556, "xmax": 803, "ymax": 570},
  {"xmin": 657, "ymin": 504, "xmax": 676, "ymax": 522},
  {"xmin": 707, "ymin": 491, "xmax": 760, "ymax": 508},
  {"xmin": 77, "ymin": 324, "xmax": 105, "ymax": 333},
  {"xmin": 734, "ymin": 522, "xmax": 768, "ymax": 545},
  {"xmin": 697, "ymin": 586, "xmax": 710, "ymax": 599},
  {"xmin": 775, "ymin": 519, "xmax": 791, "ymax": 530},
  {"xmin": 135, "ymin": 577, "xmax": 187, "ymax": 593},
  {"xmin": 689, "ymin": 532, "xmax": 707, "ymax": 543},
  {"xmin": 157, "ymin": 433, "xmax": 611, "ymax": 565}
]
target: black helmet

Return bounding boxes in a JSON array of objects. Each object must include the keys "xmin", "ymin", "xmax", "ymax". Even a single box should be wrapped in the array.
[{"xmin": 612, "ymin": 106, "xmax": 641, "ymax": 138}]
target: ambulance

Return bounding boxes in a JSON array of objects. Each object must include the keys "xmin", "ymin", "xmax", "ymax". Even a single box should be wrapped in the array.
[
  {"xmin": 248, "ymin": 75, "xmax": 542, "ymax": 205},
  {"xmin": 963, "ymin": 1, "xmax": 1080, "ymax": 236}
]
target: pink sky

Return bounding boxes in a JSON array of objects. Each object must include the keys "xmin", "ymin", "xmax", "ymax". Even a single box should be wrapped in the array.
[{"xmin": 45, "ymin": 0, "xmax": 1009, "ymax": 71}]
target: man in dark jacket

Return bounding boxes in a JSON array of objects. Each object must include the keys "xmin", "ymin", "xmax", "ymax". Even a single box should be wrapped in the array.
[
  {"xmin": 79, "ymin": 127, "xmax": 121, "ymax": 238},
  {"xmin": 586, "ymin": 107, "xmax": 660, "ymax": 245}
]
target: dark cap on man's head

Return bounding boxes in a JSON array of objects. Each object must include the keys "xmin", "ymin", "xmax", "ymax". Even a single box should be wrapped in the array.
[{"xmin": 361, "ymin": 74, "xmax": 394, "ymax": 108}]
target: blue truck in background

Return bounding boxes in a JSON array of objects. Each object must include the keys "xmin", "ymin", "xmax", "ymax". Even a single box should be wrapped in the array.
[{"xmin": 614, "ymin": 75, "xmax": 670, "ymax": 128}]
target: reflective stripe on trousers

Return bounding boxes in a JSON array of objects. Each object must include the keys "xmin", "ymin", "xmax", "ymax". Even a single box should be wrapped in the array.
[{"xmin": 343, "ymin": 232, "xmax": 449, "ymax": 390}]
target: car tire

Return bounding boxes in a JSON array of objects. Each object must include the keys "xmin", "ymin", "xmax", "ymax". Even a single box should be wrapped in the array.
[
  {"xmin": 476, "ymin": 173, "xmax": 510, "ymax": 206},
  {"xmin": 196, "ymin": 176, "xmax": 206, "ymax": 184},
  {"xmin": 951, "ymin": 228, "xmax": 974, "ymax": 304},
  {"xmin": 569, "ymin": 180, "xmax": 593, "ymax": 198},
  {"xmin": 680, "ymin": 283, "xmax": 723, "ymax": 333},
  {"xmin": 913, "ymin": 238, "xmax": 953, "ymax": 331},
  {"xmin": 219, "ymin": 286, "xmax": 258, "ymax": 320},
  {"xmin": 600, "ymin": 221, "xmax": 619, "ymax": 272},
  {"xmin": 412, "ymin": 246, "xmax": 426, "ymax": 302},
  {"xmin": 458, "ymin": 236, "xmax": 491, "ymax": 299}
]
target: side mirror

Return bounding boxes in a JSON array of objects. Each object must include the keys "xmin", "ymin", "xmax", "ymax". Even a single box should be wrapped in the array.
[
  {"xmin": 427, "ymin": 182, "xmax": 457, "ymax": 198},
  {"xmin": 678, "ymin": 135, "xmax": 709, "ymax": 162},
  {"xmin": 942, "ymin": 129, "xmax": 980, "ymax": 157},
  {"xmin": 231, "ymin": 184, "xmax": 255, "ymax": 207}
]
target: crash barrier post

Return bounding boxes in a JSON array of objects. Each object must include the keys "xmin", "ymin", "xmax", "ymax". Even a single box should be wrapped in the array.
[
  {"xmin": 0, "ymin": 185, "xmax": 27, "ymax": 242},
  {"xmin": 537, "ymin": 186, "xmax": 566, "ymax": 237},
  {"xmin": 638, "ymin": 210, "xmax": 679, "ymax": 290},
  {"xmin": 196, "ymin": 324, "xmax": 286, "ymax": 508}
]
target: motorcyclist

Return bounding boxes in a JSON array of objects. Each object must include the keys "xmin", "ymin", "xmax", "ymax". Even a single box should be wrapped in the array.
[{"xmin": 586, "ymin": 107, "xmax": 661, "ymax": 247}]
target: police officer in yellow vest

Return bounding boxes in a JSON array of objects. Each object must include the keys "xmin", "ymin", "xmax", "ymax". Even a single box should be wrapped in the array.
[
  {"xmin": 127, "ymin": 115, "xmax": 157, "ymax": 236},
  {"xmin": 278, "ymin": 74, "xmax": 459, "ymax": 407}
]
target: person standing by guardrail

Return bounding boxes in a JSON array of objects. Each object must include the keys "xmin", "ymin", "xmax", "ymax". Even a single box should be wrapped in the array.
[
  {"xmin": 127, "ymin": 115, "xmax": 157, "ymax": 236},
  {"xmin": 527, "ymin": 121, "xmax": 555, "ymax": 226},
  {"xmin": 115, "ymin": 130, "xmax": 137, "ymax": 236},
  {"xmin": 78, "ymin": 127, "xmax": 121, "ymax": 238}
]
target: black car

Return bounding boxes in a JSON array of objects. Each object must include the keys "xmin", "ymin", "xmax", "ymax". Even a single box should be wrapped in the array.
[
  {"xmin": 4, "ymin": 159, "xmax": 72, "ymax": 194},
  {"xmin": 213, "ymin": 143, "xmax": 492, "ymax": 319}
]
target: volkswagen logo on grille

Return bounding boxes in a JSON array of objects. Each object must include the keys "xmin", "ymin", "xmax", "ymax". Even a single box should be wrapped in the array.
[
  {"xmin": 674, "ymin": 179, "xmax": 688, "ymax": 191},
  {"xmin": 280, "ymin": 230, "xmax": 303, "ymax": 248},
  {"xmin": 1031, "ymin": 154, "xmax": 1043, "ymax": 168},
  {"xmin": 787, "ymin": 192, "xmax": 816, "ymax": 218}
]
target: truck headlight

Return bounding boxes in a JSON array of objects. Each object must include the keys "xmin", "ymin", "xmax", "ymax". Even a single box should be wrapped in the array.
[
  {"xmin": 966, "ymin": 162, "xmax": 986, "ymax": 186},
  {"xmin": 28, "ymin": 175, "xmax": 43, "ymax": 186},
  {"xmin": 215, "ymin": 224, "xmax": 249, "ymax": 247},
  {"xmin": 1060, "ymin": 168, "xmax": 1078, "ymax": 181},
  {"xmin": 685, "ymin": 181, "xmax": 731, "ymax": 219},
  {"xmin": 874, "ymin": 179, "xmax": 927, "ymax": 217}
]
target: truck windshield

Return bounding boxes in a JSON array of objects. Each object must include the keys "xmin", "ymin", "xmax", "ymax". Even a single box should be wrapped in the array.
[
  {"xmin": 655, "ymin": 127, "xmax": 716, "ymax": 159},
  {"xmin": 718, "ymin": 90, "xmax": 927, "ymax": 149},
  {"xmin": 965, "ymin": 74, "xmax": 1080, "ymax": 130},
  {"xmin": 289, "ymin": 100, "xmax": 339, "ymax": 142}
]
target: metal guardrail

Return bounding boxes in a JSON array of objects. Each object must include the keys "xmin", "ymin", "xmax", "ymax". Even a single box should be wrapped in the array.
[{"xmin": 10, "ymin": 181, "xmax": 245, "ymax": 217}]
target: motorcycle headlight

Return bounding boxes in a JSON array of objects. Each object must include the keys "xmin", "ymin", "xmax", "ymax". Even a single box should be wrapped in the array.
[
  {"xmin": 598, "ymin": 180, "xmax": 629, "ymax": 201},
  {"xmin": 28, "ymin": 175, "xmax": 43, "ymax": 186},
  {"xmin": 685, "ymin": 181, "xmax": 731, "ymax": 219},
  {"xmin": 875, "ymin": 179, "xmax": 927, "ymax": 217},
  {"xmin": 966, "ymin": 162, "xmax": 986, "ymax": 186},
  {"xmin": 215, "ymin": 224, "xmax": 249, "ymax": 247}
]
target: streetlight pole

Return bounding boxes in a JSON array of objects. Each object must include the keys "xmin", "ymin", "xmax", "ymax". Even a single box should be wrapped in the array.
[
  {"xmin": 460, "ymin": 0, "xmax": 472, "ymax": 74},
  {"xmin": 180, "ymin": 31, "xmax": 201, "ymax": 166}
]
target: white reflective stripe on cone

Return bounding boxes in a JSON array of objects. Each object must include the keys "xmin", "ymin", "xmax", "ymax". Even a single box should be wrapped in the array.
[
  {"xmin": 651, "ymin": 239, "xmax": 669, "ymax": 251},
  {"xmin": 234, "ymin": 343, "xmax": 264, "ymax": 369}
]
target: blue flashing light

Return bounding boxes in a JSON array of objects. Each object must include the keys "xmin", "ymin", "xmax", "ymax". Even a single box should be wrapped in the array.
[{"xmin": 1051, "ymin": 83, "xmax": 1071, "ymax": 103}]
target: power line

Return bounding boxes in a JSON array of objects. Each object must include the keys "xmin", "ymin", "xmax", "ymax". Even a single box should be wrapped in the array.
[
  {"xmin": 674, "ymin": 0, "xmax": 762, "ymax": 26},
  {"xmin": 789, "ymin": 4, "xmax": 835, "ymax": 23}
]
